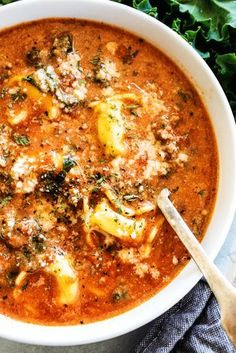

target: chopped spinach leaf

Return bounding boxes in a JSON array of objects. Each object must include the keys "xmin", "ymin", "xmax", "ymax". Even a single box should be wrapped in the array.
[
  {"xmin": 51, "ymin": 32, "xmax": 73, "ymax": 57},
  {"xmin": 23, "ymin": 75, "xmax": 39, "ymax": 89},
  {"xmin": 32, "ymin": 235, "xmax": 45, "ymax": 253},
  {"xmin": 22, "ymin": 247, "xmax": 31, "ymax": 260},
  {"xmin": 39, "ymin": 171, "xmax": 66, "ymax": 198},
  {"xmin": 26, "ymin": 47, "xmax": 43, "ymax": 68},
  {"xmin": 177, "ymin": 89, "xmax": 193, "ymax": 103},
  {"xmin": 63, "ymin": 156, "xmax": 77, "ymax": 172},
  {"xmin": 122, "ymin": 46, "xmax": 139, "ymax": 64}
]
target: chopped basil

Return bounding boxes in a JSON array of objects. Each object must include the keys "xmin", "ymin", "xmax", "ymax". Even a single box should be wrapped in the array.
[
  {"xmin": 0, "ymin": 173, "xmax": 13, "ymax": 196},
  {"xmin": 13, "ymin": 134, "xmax": 30, "ymax": 146},
  {"xmin": 90, "ymin": 173, "xmax": 106, "ymax": 185}
]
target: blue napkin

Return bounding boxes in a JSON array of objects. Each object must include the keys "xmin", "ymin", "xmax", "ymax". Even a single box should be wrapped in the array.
[{"xmin": 132, "ymin": 280, "xmax": 236, "ymax": 353}]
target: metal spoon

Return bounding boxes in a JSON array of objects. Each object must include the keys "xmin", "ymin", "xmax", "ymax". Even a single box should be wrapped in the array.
[{"xmin": 157, "ymin": 188, "xmax": 236, "ymax": 347}]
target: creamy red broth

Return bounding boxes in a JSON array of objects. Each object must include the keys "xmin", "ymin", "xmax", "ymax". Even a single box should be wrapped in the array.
[{"xmin": 0, "ymin": 19, "xmax": 217, "ymax": 325}]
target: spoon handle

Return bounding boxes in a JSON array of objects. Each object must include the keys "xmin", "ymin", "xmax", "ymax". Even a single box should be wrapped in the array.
[{"xmin": 157, "ymin": 188, "xmax": 236, "ymax": 346}]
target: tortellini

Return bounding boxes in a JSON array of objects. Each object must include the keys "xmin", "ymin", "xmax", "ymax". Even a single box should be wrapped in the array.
[
  {"xmin": 47, "ymin": 253, "xmax": 79, "ymax": 305},
  {"xmin": 92, "ymin": 99, "xmax": 125, "ymax": 156},
  {"xmin": 102, "ymin": 182, "xmax": 155, "ymax": 217},
  {"xmin": 7, "ymin": 75, "xmax": 59, "ymax": 122},
  {"xmin": 13, "ymin": 253, "xmax": 79, "ymax": 305},
  {"xmin": 90, "ymin": 93, "xmax": 141, "ymax": 156},
  {"xmin": 90, "ymin": 199, "xmax": 146, "ymax": 241}
]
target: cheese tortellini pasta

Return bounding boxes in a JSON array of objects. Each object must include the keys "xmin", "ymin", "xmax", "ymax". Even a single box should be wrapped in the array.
[
  {"xmin": 90, "ymin": 93, "xmax": 141, "ymax": 156},
  {"xmin": 90, "ymin": 199, "xmax": 146, "ymax": 241}
]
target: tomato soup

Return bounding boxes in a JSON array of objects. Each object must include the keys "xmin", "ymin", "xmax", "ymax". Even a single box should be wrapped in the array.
[{"xmin": 0, "ymin": 19, "xmax": 217, "ymax": 325}]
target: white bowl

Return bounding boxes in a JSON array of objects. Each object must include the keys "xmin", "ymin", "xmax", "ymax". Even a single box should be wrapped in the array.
[{"xmin": 0, "ymin": 0, "xmax": 235, "ymax": 346}]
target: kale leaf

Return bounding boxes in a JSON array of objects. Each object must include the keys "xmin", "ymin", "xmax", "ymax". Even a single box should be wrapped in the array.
[
  {"xmin": 215, "ymin": 53, "xmax": 236, "ymax": 115},
  {"xmin": 113, "ymin": 0, "xmax": 157, "ymax": 17},
  {"xmin": 112, "ymin": 0, "xmax": 236, "ymax": 118},
  {"xmin": 0, "ymin": 0, "xmax": 17, "ymax": 4}
]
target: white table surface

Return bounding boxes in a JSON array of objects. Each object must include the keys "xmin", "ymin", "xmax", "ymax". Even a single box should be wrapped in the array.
[{"xmin": 0, "ymin": 215, "xmax": 234, "ymax": 353}]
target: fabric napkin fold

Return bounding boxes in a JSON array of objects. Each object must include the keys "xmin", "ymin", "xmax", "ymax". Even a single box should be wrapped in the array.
[{"xmin": 132, "ymin": 280, "xmax": 236, "ymax": 353}]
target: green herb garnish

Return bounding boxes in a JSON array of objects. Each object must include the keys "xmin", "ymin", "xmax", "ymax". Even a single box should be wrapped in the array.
[
  {"xmin": 177, "ymin": 89, "xmax": 193, "ymax": 103},
  {"xmin": 23, "ymin": 75, "xmax": 38, "ymax": 88},
  {"xmin": 112, "ymin": 289, "xmax": 127, "ymax": 302},
  {"xmin": 198, "ymin": 189, "xmax": 206, "ymax": 196},
  {"xmin": 0, "ymin": 88, "xmax": 7, "ymax": 99},
  {"xmin": 90, "ymin": 55, "xmax": 101, "ymax": 65},
  {"xmin": 122, "ymin": 46, "xmax": 139, "ymax": 64},
  {"xmin": 13, "ymin": 134, "xmax": 30, "ymax": 146},
  {"xmin": 90, "ymin": 173, "xmax": 106, "ymax": 185},
  {"xmin": 0, "ymin": 195, "xmax": 12, "ymax": 207},
  {"xmin": 63, "ymin": 156, "xmax": 77, "ymax": 172},
  {"xmin": 10, "ymin": 89, "xmax": 27, "ymax": 103}
]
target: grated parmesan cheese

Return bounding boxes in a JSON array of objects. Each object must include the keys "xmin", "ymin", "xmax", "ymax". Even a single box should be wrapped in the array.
[
  {"xmin": 172, "ymin": 255, "xmax": 179, "ymax": 265},
  {"xmin": 11, "ymin": 155, "xmax": 38, "ymax": 193},
  {"xmin": 176, "ymin": 152, "xmax": 188, "ymax": 166},
  {"xmin": 96, "ymin": 59, "xmax": 120, "ymax": 82},
  {"xmin": 58, "ymin": 52, "xmax": 81, "ymax": 78},
  {"xmin": 102, "ymin": 86, "xmax": 114, "ymax": 97},
  {"xmin": 143, "ymin": 159, "xmax": 169, "ymax": 179},
  {"xmin": 118, "ymin": 248, "xmax": 160, "ymax": 279},
  {"xmin": 134, "ymin": 263, "xmax": 149, "ymax": 278}
]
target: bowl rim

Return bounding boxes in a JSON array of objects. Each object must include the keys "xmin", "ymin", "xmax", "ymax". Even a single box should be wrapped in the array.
[{"xmin": 0, "ymin": 0, "xmax": 235, "ymax": 346}]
